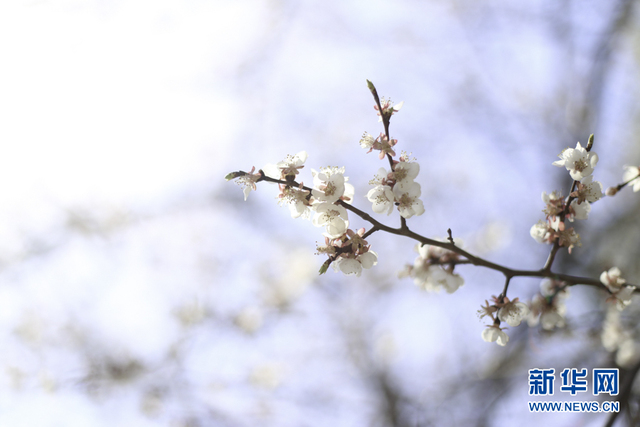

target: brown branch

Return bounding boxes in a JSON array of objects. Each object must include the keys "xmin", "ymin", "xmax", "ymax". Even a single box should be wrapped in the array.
[{"xmin": 242, "ymin": 172, "xmax": 633, "ymax": 291}]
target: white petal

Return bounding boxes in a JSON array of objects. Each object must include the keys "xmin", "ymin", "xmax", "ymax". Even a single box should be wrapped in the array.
[
  {"xmin": 262, "ymin": 164, "xmax": 281, "ymax": 179},
  {"xmin": 295, "ymin": 151, "xmax": 308, "ymax": 164},
  {"xmin": 412, "ymin": 199, "xmax": 425, "ymax": 216},
  {"xmin": 482, "ymin": 327, "xmax": 498, "ymax": 343},
  {"xmin": 496, "ymin": 331, "xmax": 509, "ymax": 346},
  {"xmin": 358, "ymin": 252, "xmax": 378, "ymax": 269},
  {"xmin": 338, "ymin": 258, "xmax": 363, "ymax": 277}
]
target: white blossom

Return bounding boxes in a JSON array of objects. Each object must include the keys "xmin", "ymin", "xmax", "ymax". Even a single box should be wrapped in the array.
[
  {"xmin": 550, "ymin": 217, "xmax": 563, "ymax": 232},
  {"xmin": 393, "ymin": 182, "xmax": 425, "ymax": 218},
  {"xmin": 498, "ymin": 301, "xmax": 530, "ymax": 327},
  {"xmin": 279, "ymin": 186, "xmax": 312, "ymax": 219},
  {"xmin": 276, "ymin": 151, "xmax": 308, "ymax": 179},
  {"xmin": 600, "ymin": 267, "xmax": 626, "ymax": 293},
  {"xmin": 540, "ymin": 278, "xmax": 569, "ymax": 298},
  {"xmin": 568, "ymin": 199, "xmax": 590, "ymax": 221},
  {"xmin": 552, "ymin": 142, "xmax": 598, "ymax": 181},
  {"xmin": 530, "ymin": 221, "xmax": 551, "ymax": 244},
  {"xmin": 262, "ymin": 163, "xmax": 281, "ymax": 180},
  {"xmin": 393, "ymin": 161, "xmax": 420, "ymax": 187},
  {"xmin": 375, "ymin": 98, "xmax": 403, "ymax": 122},
  {"xmin": 312, "ymin": 203, "xmax": 349, "ymax": 239},
  {"xmin": 367, "ymin": 185, "xmax": 395, "ymax": 215},
  {"xmin": 542, "ymin": 190, "xmax": 563, "ymax": 206},
  {"xmin": 482, "ymin": 326, "xmax": 509, "ymax": 346},
  {"xmin": 312, "ymin": 167, "xmax": 349, "ymax": 203},
  {"xmin": 601, "ymin": 307, "xmax": 625, "ymax": 352},
  {"xmin": 233, "ymin": 167, "xmax": 260, "ymax": 200},
  {"xmin": 369, "ymin": 167, "xmax": 391, "ymax": 185},
  {"xmin": 332, "ymin": 251, "xmax": 378, "ymax": 277},
  {"xmin": 412, "ymin": 262, "xmax": 464, "ymax": 293},
  {"xmin": 342, "ymin": 182, "xmax": 355, "ymax": 204},
  {"xmin": 623, "ymin": 166, "xmax": 640, "ymax": 192},
  {"xmin": 540, "ymin": 309, "xmax": 566, "ymax": 330},
  {"xmin": 611, "ymin": 286, "xmax": 635, "ymax": 311},
  {"xmin": 557, "ymin": 227, "xmax": 581, "ymax": 252},
  {"xmin": 437, "ymin": 270, "xmax": 464, "ymax": 293},
  {"xmin": 527, "ymin": 291, "xmax": 567, "ymax": 330},
  {"xmin": 360, "ymin": 132, "xmax": 376, "ymax": 150},
  {"xmin": 288, "ymin": 199, "xmax": 311, "ymax": 219},
  {"xmin": 357, "ymin": 251, "xmax": 378, "ymax": 269},
  {"xmin": 616, "ymin": 339, "xmax": 640, "ymax": 368},
  {"xmin": 574, "ymin": 175, "xmax": 604, "ymax": 203},
  {"xmin": 408, "ymin": 240, "xmax": 464, "ymax": 293}
]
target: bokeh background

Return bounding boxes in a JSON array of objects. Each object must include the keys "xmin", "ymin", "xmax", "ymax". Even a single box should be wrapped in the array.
[{"xmin": 1, "ymin": 0, "xmax": 640, "ymax": 426}]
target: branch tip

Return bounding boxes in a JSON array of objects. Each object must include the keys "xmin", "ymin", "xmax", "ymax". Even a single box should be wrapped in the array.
[
  {"xmin": 318, "ymin": 258, "xmax": 332, "ymax": 275},
  {"xmin": 366, "ymin": 79, "xmax": 376, "ymax": 93},
  {"xmin": 225, "ymin": 171, "xmax": 243, "ymax": 181},
  {"xmin": 586, "ymin": 134, "xmax": 594, "ymax": 151}
]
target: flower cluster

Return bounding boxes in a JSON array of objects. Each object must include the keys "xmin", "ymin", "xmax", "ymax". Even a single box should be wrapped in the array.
[
  {"xmin": 231, "ymin": 149, "xmax": 378, "ymax": 277},
  {"xmin": 400, "ymin": 240, "xmax": 464, "ymax": 293},
  {"xmin": 317, "ymin": 228, "xmax": 378, "ymax": 277},
  {"xmin": 530, "ymin": 140, "xmax": 604, "ymax": 253},
  {"xmin": 365, "ymin": 155, "xmax": 425, "ymax": 219},
  {"xmin": 227, "ymin": 83, "xmax": 639, "ymax": 350},
  {"xmin": 310, "ymin": 166, "xmax": 355, "ymax": 238},
  {"xmin": 478, "ymin": 295, "xmax": 530, "ymax": 346}
]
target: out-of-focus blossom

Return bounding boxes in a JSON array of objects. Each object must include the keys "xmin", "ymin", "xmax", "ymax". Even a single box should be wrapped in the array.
[
  {"xmin": 623, "ymin": 166, "xmax": 640, "ymax": 192},
  {"xmin": 530, "ymin": 221, "xmax": 552, "ymax": 244},
  {"xmin": 482, "ymin": 326, "xmax": 509, "ymax": 346},
  {"xmin": 600, "ymin": 267, "xmax": 626, "ymax": 293},
  {"xmin": 498, "ymin": 300, "xmax": 530, "ymax": 327}
]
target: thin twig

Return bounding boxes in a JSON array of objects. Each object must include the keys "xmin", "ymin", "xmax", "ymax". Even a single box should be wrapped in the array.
[{"xmin": 247, "ymin": 172, "xmax": 632, "ymax": 291}]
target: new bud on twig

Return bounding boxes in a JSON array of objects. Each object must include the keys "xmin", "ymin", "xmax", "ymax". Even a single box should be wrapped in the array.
[
  {"xmin": 366, "ymin": 79, "xmax": 378, "ymax": 97},
  {"xmin": 586, "ymin": 133, "xmax": 594, "ymax": 152}
]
